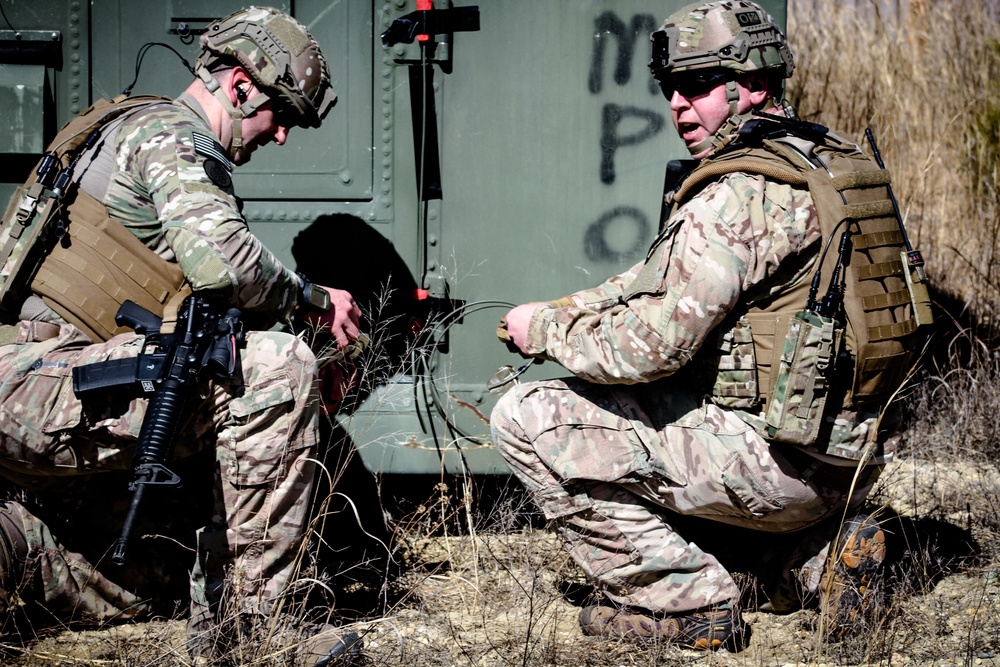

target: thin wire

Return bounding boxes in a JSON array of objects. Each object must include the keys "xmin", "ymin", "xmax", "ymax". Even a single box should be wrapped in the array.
[
  {"xmin": 123, "ymin": 42, "xmax": 196, "ymax": 96},
  {"xmin": 416, "ymin": 301, "xmax": 522, "ymax": 441},
  {"xmin": 0, "ymin": 3, "xmax": 16, "ymax": 31}
]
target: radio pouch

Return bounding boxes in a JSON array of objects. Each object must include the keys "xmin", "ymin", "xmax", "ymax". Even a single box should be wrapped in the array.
[{"xmin": 765, "ymin": 309, "xmax": 844, "ymax": 446}]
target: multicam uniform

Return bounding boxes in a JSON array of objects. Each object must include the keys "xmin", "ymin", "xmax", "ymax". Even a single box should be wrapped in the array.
[
  {"xmin": 491, "ymin": 122, "xmax": 896, "ymax": 614},
  {"xmin": 0, "ymin": 94, "xmax": 319, "ymax": 637}
]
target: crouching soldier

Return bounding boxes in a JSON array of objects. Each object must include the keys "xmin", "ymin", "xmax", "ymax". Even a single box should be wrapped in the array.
[
  {"xmin": 0, "ymin": 6, "xmax": 364, "ymax": 664},
  {"xmin": 492, "ymin": 0, "xmax": 930, "ymax": 650}
]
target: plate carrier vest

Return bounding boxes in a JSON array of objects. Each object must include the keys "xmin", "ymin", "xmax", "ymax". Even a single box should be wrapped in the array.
[
  {"xmin": 0, "ymin": 95, "xmax": 189, "ymax": 342},
  {"xmin": 668, "ymin": 117, "xmax": 933, "ymax": 455}
]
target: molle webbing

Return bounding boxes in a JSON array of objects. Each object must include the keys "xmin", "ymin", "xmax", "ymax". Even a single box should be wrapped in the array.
[
  {"xmin": 30, "ymin": 189, "xmax": 187, "ymax": 342},
  {"xmin": 677, "ymin": 131, "xmax": 925, "ymax": 414},
  {"xmin": 799, "ymin": 147, "xmax": 920, "ymax": 404}
]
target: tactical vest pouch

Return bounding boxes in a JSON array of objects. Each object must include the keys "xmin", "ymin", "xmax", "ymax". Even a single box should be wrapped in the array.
[
  {"xmin": 765, "ymin": 310, "xmax": 844, "ymax": 446},
  {"xmin": 706, "ymin": 316, "xmax": 760, "ymax": 409},
  {"xmin": 30, "ymin": 190, "xmax": 187, "ymax": 343},
  {"xmin": 0, "ymin": 183, "xmax": 63, "ymax": 313}
]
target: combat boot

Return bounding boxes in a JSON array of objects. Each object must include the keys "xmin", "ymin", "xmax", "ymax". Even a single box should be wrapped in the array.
[
  {"xmin": 294, "ymin": 623, "xmax": 363, "ymax": 666},
  {"xmin": 579, "ymin": 603, "xmax": 747, "ymax": 651},
  {"xmin": 0, "ymin": 502, "xmax": 29, "ymax": 615},
  {"xmin": 820, "ymin": 513, "xmax": 887, "ymax": 639},
  {"xmin": 189, "ymin": 614, "xmax": 363, "ymax": 666}
]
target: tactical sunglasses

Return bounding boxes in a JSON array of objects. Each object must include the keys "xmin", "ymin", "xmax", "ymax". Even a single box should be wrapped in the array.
[
  {"xmin": 271, "ymin": 100, "xmax": 302, "ymax": 128},
  {"xmin": 658, "ymin": 71, "xmax": 733, "ymax": 100}
]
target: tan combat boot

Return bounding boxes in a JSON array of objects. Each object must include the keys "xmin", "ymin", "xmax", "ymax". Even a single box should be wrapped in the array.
[
  {"xmin": 579, "ymin": 602, "xmax": 747, "ymax": 651},
  {"xmin": 820, "ymin": 513, "xmax": 887, "ymax": 639}
]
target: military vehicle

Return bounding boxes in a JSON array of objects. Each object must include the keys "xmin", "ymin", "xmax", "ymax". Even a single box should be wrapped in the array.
[{"xmin": 0, "ymin": 0, "xmax": 786, "ymax": 478}]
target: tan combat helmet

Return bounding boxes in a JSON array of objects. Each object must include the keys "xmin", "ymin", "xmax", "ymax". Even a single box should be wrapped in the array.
[
  {"xmin": 195, "ymin": 6, "xmax": 337, "ymax": 157},
  {"xmin": 648, "ymin": 0, "xmax": 794, "ymax": 82},
  {"xmin": 649, "ymin": 1, "xmax": 795, "ymax": 155}
]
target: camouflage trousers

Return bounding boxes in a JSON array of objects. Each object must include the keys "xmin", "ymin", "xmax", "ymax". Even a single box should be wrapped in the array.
[
  {"xmin": 0, "ymin": 320, "xmax": 319, "ymax": 639},
  {"xmin": 491, "ymin": 377, "xmax": 875, "ymax": 614}
]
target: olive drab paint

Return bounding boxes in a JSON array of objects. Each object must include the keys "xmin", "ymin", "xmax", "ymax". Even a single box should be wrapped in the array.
[{"xmin": 0, "ymin": 0, "xmax": 787, "ymax": 475}]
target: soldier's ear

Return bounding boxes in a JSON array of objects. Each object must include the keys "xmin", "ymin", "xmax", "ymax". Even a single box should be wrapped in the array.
[
  {"xmin": 745, "ymin": 74, "xmax": 771, "ymax": 107},
  {"xmin": 229, "ymin": 67, "xmax": 254, "ymax": 105}
]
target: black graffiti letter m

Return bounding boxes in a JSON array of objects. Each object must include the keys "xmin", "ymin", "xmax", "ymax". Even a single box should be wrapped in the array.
[{"xmin": 588, "ymin": 12, "xmax": 659, "ymax": 95}]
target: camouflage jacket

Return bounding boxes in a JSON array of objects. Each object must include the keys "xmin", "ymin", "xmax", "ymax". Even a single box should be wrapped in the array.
[
  {"xmin": 524, "ymin": 172, "xmax": 819, "ymax": 382},
  {"xmin": 521, "ymin": 134, "xmax": 897, "ymax": 460},
  {"xmin": 77, "ymin": 93, "xmax": 300, "ymax": 324}
]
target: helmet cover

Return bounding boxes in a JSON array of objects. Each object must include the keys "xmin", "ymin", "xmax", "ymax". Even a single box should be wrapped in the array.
[
  {"xmin": 197, "ymin": 6, "xmax": 336, "ymax": 128},
  {"xmin": 649, "ymin": 0, "xmax": 794, "ymax": 81}
]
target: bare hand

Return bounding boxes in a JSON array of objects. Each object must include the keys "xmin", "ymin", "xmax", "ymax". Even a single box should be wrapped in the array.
[
  {"xmin": 304, "ymin": 286, "xmax": 361, "ymax": 348},
  {"xmin": 503, "ymin": 302, "xmax": 546, "ymax": 353}
]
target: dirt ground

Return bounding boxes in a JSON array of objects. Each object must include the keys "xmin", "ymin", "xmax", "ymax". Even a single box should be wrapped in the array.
[{"xmin": 3, "ymin": 457, "xmax": 1000, "ymax": 667}]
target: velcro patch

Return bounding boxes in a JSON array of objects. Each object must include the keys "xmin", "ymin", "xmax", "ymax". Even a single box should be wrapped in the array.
[{"xmin": 204, "ymin": 158, "xmax": 233, "ymax": 190}]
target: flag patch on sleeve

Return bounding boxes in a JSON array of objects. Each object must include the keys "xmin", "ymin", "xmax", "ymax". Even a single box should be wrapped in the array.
[{"xmin": 192, "ymin": 132, "xmax": 231, "ymax": 172}]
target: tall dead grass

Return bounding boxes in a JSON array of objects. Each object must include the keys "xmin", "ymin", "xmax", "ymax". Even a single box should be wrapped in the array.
[{"xmin": 783, "ymin": 3, "xmax": 1000, "ymax": 663}]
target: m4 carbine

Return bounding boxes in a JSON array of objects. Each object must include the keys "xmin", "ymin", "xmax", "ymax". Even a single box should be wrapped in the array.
[{"xmin": 72, "ymin": 294, "xmax": 243, "ymax": 565}]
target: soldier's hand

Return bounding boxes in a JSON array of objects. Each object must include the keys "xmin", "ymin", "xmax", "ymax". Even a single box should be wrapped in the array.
[
  {"xmin": 303, "ymin": 286, "xmax": 361, "ymax": 348},
  {"xmin": 503, "ymin": 302, "xmax": 546, "ymax": 354}
]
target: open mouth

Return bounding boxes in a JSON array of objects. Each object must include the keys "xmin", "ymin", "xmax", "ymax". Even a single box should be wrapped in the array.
[{"xmin": 678, "ymin": 123, "xmax": 701, "ymax": 142}]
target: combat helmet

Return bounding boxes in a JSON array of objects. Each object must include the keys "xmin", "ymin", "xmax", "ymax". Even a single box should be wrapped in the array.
[
  {"xmin": 649, "ymin": 1, "xmax": 795, "ymax": 156},
  {"xmin": 195, "ymin": 7, "xmax": 336, "ymax": 159},
  {"xmin": 648, "ymin": 0, "xmax": 794, "ymax": 82}
]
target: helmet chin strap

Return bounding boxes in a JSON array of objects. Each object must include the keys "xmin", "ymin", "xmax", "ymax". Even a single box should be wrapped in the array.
[
  {"xmin": 196, "ymin": 67, "xmax": 272, "ymax": 161},
  {"xmin": 725, "ymin": 80, "xmax": 741, "ymax": 116},
  {"xmin": 684, "ymin": 80, "xmax": 744, "ymax": 157},
  {"xmin": 687, "ymin": 94, "xmax": 780, "ymax": 158}
]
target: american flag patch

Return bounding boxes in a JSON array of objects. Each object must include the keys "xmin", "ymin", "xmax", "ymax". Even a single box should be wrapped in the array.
[{"xmin": 192, "ymin": 132, "xmax": 231, "ymax": 171}]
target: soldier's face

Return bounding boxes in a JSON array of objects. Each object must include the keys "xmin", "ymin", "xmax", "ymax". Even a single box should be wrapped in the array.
[
  {"xmin": 667, "ymin": 74, "xmax": 754, "ymax": 159},
  {"xmin": 232, "ymin": 102, "xmax": 292, "ymax": 165}
]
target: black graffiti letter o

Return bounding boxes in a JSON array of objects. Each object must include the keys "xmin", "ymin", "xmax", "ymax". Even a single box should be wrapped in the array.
[{"xmin": 584, "ymin": 207, "xmax": 649, "ymax": 263}]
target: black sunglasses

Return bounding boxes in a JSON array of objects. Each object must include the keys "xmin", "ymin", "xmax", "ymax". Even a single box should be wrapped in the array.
[
  {"xmin": 271, "ymin": 101, "xmax": 301, "ymax": 128},
  {"xmin": 658, "ymin": 72, "xmax": 732, "ymax": 100}
]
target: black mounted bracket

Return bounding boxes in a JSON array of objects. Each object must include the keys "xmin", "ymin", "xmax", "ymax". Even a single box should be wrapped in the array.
[
  {"xmin": 380, "ymin": 6, "xmax": 480, "ymax": 47},
  {"xmin": 381, "ymin": 6, "xmax": 481, "ymax": 202},
  {"xmin": 0, "ymin": 30, "xmax": 62, "ymax": 67}
]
